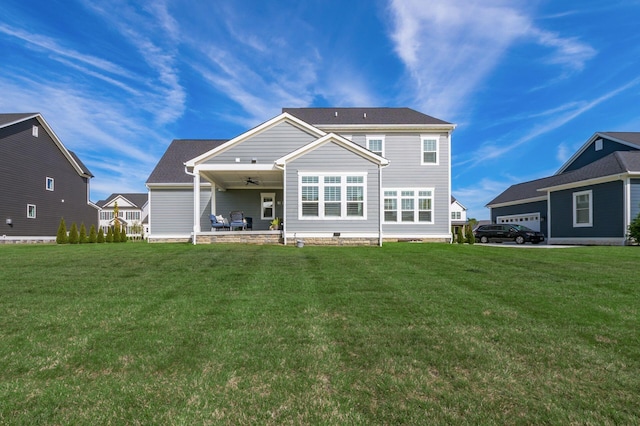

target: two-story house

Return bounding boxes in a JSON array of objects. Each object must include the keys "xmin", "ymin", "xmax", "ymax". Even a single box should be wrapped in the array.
[
  {"xmin": 450, "ymin": 196, "xmax": 468, "ymax": 237},
  {"xmin": 146, "ymin": 108, "xmax": 456, "ymax": 245},
  {"xmin": 0, "ymin": 113, "xmax": 97, "ymax": 242},
  {"xmin": 97, "ymin": 193, "xmax": 149, "ymax": 238},
  {"xmin": 487, "ymin": 132, "xmax": 640, "ymax": 245}
]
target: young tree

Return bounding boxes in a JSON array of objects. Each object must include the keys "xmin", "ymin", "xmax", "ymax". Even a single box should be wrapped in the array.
[
  {"xmin": 79, "ymin": 223, "xmax": 87, "ymax": 243},
  {"xmin": 112, "ymin": 202, "xmax": 121, "ymax": 242},
  {"xmin": 68, "ymin": 222, "xmax": 79, "ymax": 244},
  {"xmin": 56, "ymin": 217, "xmax": 68, "ymax": 244},
  {"xmin": 628, "ymin": 210, "xmax": 640, "ymax": 244},
  {"xmin": 456, "ymin": 227, "xmax": 465, "ymax": 244},
  {"xmin": 88, "ymin": 225, "xmax": 97, "ymax": 243},
  {"xmin": 106, "ymin": 226, "xmax": 113, "ymax": 243},
  {"xmin": 120, "ymin": 227, "xmax": 127, "ymax": 243},
  {"xmin": 97, "ymin": 227, "xmax": 105, "ymax": 243}
]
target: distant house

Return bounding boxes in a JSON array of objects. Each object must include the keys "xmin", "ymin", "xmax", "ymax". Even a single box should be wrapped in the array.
[
  {"xmin": 0, "ymin": 113, "xmax": 97, "ymax": 242},
  {"xmin": 450, "ymin": 196, "xmax": 468, "ymax": 237},
  {"xmin": 146, "ymin": 107, "xmax": 456, "ymax": 245},
  {"xmin": 96, "ymin": 193, "xmax": 149, "ymax": 238},
  {"xmin": 487, "ymin": 132, "xmax": 640, "ymax": 245}
]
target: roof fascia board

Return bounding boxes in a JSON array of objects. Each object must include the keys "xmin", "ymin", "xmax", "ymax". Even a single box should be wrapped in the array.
[
  {"xmin": 194, "ymin": 164, "xmax": 277, "ymax": 172},
  {"xmin": 314, "ymin": 124, "xmax": 456, "ymax": 133},
  {"xmin": 185, "ymin": 113, "xmax": 326, "ymax": 167},
  {"xmin": 146, "ymin": 183, "xmax": 211, "ymax": 189},
  {"xmin": 537, "ymin": 173, "xmax": 627, "ymax": 192},
  {"xmin": 556, "ymin": 132, "xmax": 640, "ymax": 175},
  {"xmin": 275, "ymin": 132, "xmax": 389, "ymax": 167},
  {"xmin": 486, "ymin": 195, "xmax": 548, "ymax": 208}
]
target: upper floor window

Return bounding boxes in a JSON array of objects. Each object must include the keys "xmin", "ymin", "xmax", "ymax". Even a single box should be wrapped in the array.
[
  {"xmin": 32, "ymin": 125, "xmax": 39, "ymax": 137},
  {"xmin": 299, "ymin": 173, "xmax": 366, "ymax": 220},
  {"xmin": 451, "ymin": 211, "xmax": 461, "ymax": 220},
  {"xmin": 573, "ymin": 190, "xmax": 592, "ymax": 227},
  {"xmin": 421, "ymin": 136, "xmax": 439, "ymax": 165},
  {"xmin": 595, "ymin": 139, "xmax": 603, "ymax": 151},
  {"xmin": 366, "ymin": 135, "xmax": 385, "ymax": 157},
  {"xmin": 27, "ymin": 204, "xmax": 36, "ymax": 219},
  {"xmin": 46, "ymin": 177, "xmax": 54, "ymax": 191},
  {"xmin": 125, "ymin": 211, "xmax": 141, "ymax": 221}
]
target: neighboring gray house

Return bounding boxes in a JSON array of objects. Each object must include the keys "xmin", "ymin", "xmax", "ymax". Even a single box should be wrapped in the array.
[
  {"xmin": 146, "ymin": 108, "xmax": 456, "ymax": 245},
  {"xmin": 0, "ymin": 113, "xmax": 97, "ymax": 242},
  {"xmin": 96, "ymin": 193, "xmax": 149, "ymax": 238},
  {"xmin": 487, "ymin": 132, "xmax": 640, "ymax": 245}
]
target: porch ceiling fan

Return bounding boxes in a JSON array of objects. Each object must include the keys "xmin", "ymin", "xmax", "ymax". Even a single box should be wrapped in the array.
[{"xmin": 245, "ymin": 177, "xmax": 259, "ymax": 185}]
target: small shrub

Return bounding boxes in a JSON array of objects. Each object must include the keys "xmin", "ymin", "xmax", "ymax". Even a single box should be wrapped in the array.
[
  {"xmin": 68, "ymin": 223, "xmax": 79, "ymax": 244},
  {"xmin": 106, "ymin": 227, "xmax": 113, "ymax": 243},
  {"xmin": 120, "ymin": 228, "xmax": 127, "ymax": 243},
  {"xmin": 628, "ymin": 210, "xmax": 640, "ymax": 244},
  {"xmin": 466, "ymin": 226, "xmax": 475, "ymax": 245},
  {"xmin": 88, "ymin": 225, "xmax": 97, "ymax": 243},
  {"xmin": 56, "ymin": 217, "xmax": 68, "ymax": 244},
  {"xmin": 97, "ymin": 227, "xmax": 105, "ymax": 243},
  {"xmin": 79, "ymin": 223, "xmax": 87, "ymax": 243},
  {"xmin": 456, "ymin": 227, "xmax": 464, "ymax": 244}
]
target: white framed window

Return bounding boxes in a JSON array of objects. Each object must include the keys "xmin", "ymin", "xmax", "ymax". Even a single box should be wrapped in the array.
[
  {"xmin": 421, "ymin": 135, "xmax": 439, "ymax": 165},
  {"xmin": 125, "ymin": 211, "xmax": 140, "ymax": 221},
  {"xmin": 46, "ymin": 177, "xmax": 54, "ymax": 191},
  {"xmin": 573, "ymin": 190, "xmax": 592, "ymax": 227},
  {"xmin": 32, "ymin": 125, "xmax": 39, "ymax": 137},
  {"xmin": 595, "ymin": 139, "xmax": 603, "ymax": 151},
  {"xmin": 366, "ymin": 135, "xmax": 385, "ymax": 157},
  {"xmin": 261, "ymin": 193, "xmax": 276, "ymax": 220},
  {"xmin": 384, "ymin": 189, "xmax": 434, "ymax": 223},
  {"xmin": 27, "ymin": 204, "xmax": 36, "ymax": 219},
  {"xmin": 299, "ymin": 173, "xmax": 366, "ymax": 220},
  {"xmin": 451, "ymin": 211, "xmax": 461, "ymax": 220}
]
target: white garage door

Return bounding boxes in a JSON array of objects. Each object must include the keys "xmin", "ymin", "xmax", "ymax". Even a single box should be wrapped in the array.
[{"xmin": 496, "ymin": 213, "xmax": 541, "ymax": 232}]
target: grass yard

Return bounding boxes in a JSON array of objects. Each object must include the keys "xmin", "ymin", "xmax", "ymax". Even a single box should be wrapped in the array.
[{"xmin": 0, "ymin": 243, "xmax": 638, "ymax": 425}]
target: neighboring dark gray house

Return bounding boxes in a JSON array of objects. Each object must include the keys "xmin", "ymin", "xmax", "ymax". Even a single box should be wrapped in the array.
[
  {"xmin": 0, "ymin": 113, "xmax": 97, "ymax": 241},
  {"xmin": 146, "ymin": 108, "xmax": 456, "ymax": 245},
  {"xmin": 487, "ymin": 132, "xmax": 640, "ymax": 245}
]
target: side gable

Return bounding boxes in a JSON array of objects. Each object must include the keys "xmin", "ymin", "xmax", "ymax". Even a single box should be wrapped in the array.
[
  {"xmin": 185, "ymin": 113, "xmax": 326, "ymax": 167},
  {"xmin": 276, "ymin": 133, "xmax": 389, "ymax": 167},
  {"xmin": 556, "ymin": 132, "xmax": 640, "ymax": 174}
]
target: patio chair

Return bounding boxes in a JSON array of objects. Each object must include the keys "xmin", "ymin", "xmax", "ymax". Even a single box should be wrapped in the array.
[
  {"xmin": 229, "ymin": 211, "xmax": 246, "ymax": 231},
  {"xmin": 210, "ymin": 214, "xmax": 230, "ymax": 231}
]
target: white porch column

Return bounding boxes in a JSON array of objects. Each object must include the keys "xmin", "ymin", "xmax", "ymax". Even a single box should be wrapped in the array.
[{"xmin": 193, "ymin": 171, "xmax": 201, "ymax": 244}]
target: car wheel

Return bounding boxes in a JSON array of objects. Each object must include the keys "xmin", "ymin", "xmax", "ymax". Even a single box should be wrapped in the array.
[
  {"xmin": 515, "ymin": 235, "xmax": 525, "ymax": 244},
  {"xmin": 480, "ymin": 236, "xmax": 489, "ymax": 244}
]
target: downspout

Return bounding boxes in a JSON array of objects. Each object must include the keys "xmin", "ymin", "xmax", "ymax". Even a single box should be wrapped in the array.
[
  {"xmin": 275, "ymin": 162, "xmax": 287, "ymax": 246},
  {"xmin": 379, "ymin": 164, "xmax": 383, "ymax": 247}
]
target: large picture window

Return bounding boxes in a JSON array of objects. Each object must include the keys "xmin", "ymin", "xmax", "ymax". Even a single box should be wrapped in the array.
[
  {"xmin": 299, "ymin": 173, "xmax": 366, "ymax": 219},
  {"xmin": 573, "ymin": 190, "xmax": 592, "ymax": 227},
  {"xmin": 384, "ymin": 189, "xmax": 433, "ymax": 223}
]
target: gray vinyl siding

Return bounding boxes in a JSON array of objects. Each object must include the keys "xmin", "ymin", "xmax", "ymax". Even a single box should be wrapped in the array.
[
  {"xmin": 631, "ymin": 179, "xmax": 640, "ymax": 220},
  {"xmin": 491, "ymin": 200, "xmax": 548, "ymax": 236},
  {"xmin": 0, "ymin": 117, "xmax": 97, "ymax": 237},
  {"xmin": 203, "ymin": 122, "xmax": 318, "ymax": 164},
  {"xmin": 213, "ymin": 189, "xmax": 284, "ymax": 230},
  {"xmin": 550, "ymin": 181, "xmax": 624, "ymax": 238},
  {"xmin": 563, "ymin": 138, "xmax": 639, "ymax": 173},
  {"xmin": 150, "ymin": 188, "xmax": 212, "ymax": 234},
  {"xmin": 342, "ymin": 132, "xmax": 450, "ymax": 235},
  {"xmin": 284, "ymin": 142, "xmax": 380, "ymax": 233}
]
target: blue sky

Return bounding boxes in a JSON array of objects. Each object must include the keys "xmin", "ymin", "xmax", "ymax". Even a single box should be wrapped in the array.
[{"xmin": 1, "ymin": 0, "xmax": 639, "ymax": 218}]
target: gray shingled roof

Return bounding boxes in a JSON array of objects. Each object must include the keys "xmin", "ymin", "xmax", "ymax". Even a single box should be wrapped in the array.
[
  {"xmin": 146, "ymin": 139, "xmax": 228, "ymax": 184},
  {"xmin": 69, "ymin": 151, "xmax": 94, "ymax": 177},
  {"xmin": 282, "ymin": 107, "xmax": 452, "ymax": 126},
  {"xmin": 600, "ymin": 132, "xmax": 640, "ymax": 148},
  {"xmin": 0, "ymin": 113, "xmax": 38, "ymax": 127},
  {"xmin": 97, "ymin": 193, "xmax": 148, "ymax": 208},
  {"xmin": 488, "ymin": 151, "xmax": 640, "ymax": 206}
]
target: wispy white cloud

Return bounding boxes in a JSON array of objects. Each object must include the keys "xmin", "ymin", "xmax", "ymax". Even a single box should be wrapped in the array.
[{"xmin": 387, "ymin": 0, "xmax": 596, "ymax": 120}]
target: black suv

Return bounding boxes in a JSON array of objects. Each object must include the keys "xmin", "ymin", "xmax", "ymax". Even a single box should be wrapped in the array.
[{"xmin": 474, "ymin": 224, "xmax": 545, "ymax": 244}]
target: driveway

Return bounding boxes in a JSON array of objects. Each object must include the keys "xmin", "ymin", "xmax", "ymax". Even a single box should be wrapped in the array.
[{"xmin": 476, "ymin": 242, "xmax": 578, "ymax": 248}]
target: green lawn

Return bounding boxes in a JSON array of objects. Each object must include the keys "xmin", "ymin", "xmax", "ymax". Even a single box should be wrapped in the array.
[{"xmin": 1, "ymin": 243, "xmax": 638, "ymax": 424}]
